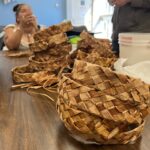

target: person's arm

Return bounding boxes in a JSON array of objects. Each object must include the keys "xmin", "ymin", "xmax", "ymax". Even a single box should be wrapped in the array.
[
  {"xmin": 4, "ymin": 26, "xmax": 23, "ymax": 50},
  {"xmin": 131, "ymin": 0, "xmax": 150, "ymax": 8},
  {"xmin": 109, "ymin": 0, "xmax": 131, "ymax": 7},
  {"xmin": 4, "ymin": 15, "xmax": 38, "ymax": 50}
]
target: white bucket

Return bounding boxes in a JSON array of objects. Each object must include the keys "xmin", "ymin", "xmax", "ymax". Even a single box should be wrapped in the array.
[{"xmin": 119, "ymin": 33, "xmax": 150, "ymax": 65}]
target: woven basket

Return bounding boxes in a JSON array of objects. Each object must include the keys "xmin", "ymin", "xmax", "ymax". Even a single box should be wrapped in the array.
[
  {"xmin": 11, "ymin": 64, "xmax": 44, "ymax": 83},
  {"xmin": 29, "ymin": 55, "xmax": 65, "ymax": 71},
  {"xmin": 57, "ymin": 94, "xmax": 145, "ymax": 144},
  {"xmin": 46, "ymin": 42, "xmax": 72, "ymax": 56},
  {"xmin": 29, "ymin": 42, "xmax": 71, "ymax": 71},
  {"xmin": 57, "ymin": 60, "xmax": 150, "ymax": 144},
  {"xmin": 77, "ymin": 31, "xmax": 115, "ymax": 58},
  {"xmin": 76, "ymin": 50, "xmax": 117, "ymax": 68},
  {"xmin": 34, "ymin": 21, "xmax": 72, "ymax": 41},
  {"xmin": 72, "ymin": 60, "xmax": 150, "ymax": 123},
  {"xmin": 29, "ymin": 40, "xmax": 49, "ymax": 52},
  {"xmin": 31, "ymin": 71, "xmax": 58, "ymax": 87}
]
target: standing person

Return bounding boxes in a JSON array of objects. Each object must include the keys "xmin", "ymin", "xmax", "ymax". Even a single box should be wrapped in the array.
[
  {"xmin": 108, "ymin": 0, "xmax": 150, "ymax": 56},
  {"xmin": 3, "ymin": 3, "xmax": 42, "ymax": 50}
]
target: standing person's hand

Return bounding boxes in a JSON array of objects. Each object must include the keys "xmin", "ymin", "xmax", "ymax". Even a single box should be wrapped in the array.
[{"xmin": 111, "ymin": 0, "xmax": 131, "ymax": 7}]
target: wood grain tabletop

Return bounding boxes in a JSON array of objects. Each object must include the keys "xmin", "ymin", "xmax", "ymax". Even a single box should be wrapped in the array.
[{"xmin": 0, "ymin": 52, "xmax": 150, "ymax": 150}]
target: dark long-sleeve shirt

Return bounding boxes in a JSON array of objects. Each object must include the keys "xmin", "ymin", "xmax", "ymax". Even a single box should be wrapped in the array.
[{"xmin": 111, "ymin": 0, "xmax": 150, "ymax": 40}]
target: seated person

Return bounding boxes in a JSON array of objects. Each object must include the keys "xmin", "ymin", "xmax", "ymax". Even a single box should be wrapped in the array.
[{"xmin": 3, "ymin": 3, "xmax": 44, "ymax": 50}]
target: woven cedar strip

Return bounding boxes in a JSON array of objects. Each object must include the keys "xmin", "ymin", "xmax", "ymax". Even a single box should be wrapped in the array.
[
  {"xmin": 78, "ymin": 31, "xmax": 115, "ymax": 58},
  {"xmin": 32, "ymin": 43, "xmax": 72, "ymax": 60},
  {"xmin": 72, "ymin": 71, "xmax": 149, "ymax": 106},
  {"xmin": 58, "ymin": 74, "xmax": 146, "ymax": 124},
  {"xmin": 76, "ymin": 50, "xmax": 88, "ymax": 59},
  {"xmin": 12, "ymin": 64, "xmax": 58, "ymax": 87},
  {"xmin": 29, "ymin": 40, "xmax": 49, "ymax": 52},
  {"xmin": 48, "ymin": 33, "xmax": 68, "ymax": 47},
  {"xmin": 30, "ymin": 33, "xmax": 69, "ymax": 53},
  {"xmin": 46, "ymin": 43, "xmax": 72, "ymax": 56},
  {"xmin": 72, "ymin": 60, "xmax": 150, "ymax": 106},
  {"xmin": 34, "ymin": 27, "xmax": 62, "ymax": 41},
  {"xmin": 71, "ymin": 60, "xmax": 150, "ymax": 118},
  {"xmin": 31, "ymin": 71, "xmax": 58, "ymax": 86},
  {"xmin": 11, "ymin": 64, "xmax": 45, "ymax": 83},
  {"xmin": 76, "ymin": 50, "xmax": 117, "ymax": 68},
  {"xmin": 47, "ymin": 43, "xmax": 72, "ymax": 56},
  {"xmin": 77, "ymin": 40, "xmax": 114, "ymax": 58},
  {"xmin": 30, "ymin": 55, "xmax": 67, "ymax": 64},
  {"xmin": 34, "ymin": 21, "xmax": 73, "ymax": 41},
  {"xmin": 57, "ymin": 95, "xmax": 144, "ymax": 144},
  {"xmin": 29, "ymin": 55, "xmax": 68, "ymax": 72},
  {"xmin": 29, "ymin": 42, "xmax": 71, "ymax": 74}
]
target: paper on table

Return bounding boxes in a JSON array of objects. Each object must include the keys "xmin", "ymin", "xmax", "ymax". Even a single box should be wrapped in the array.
[{"xmin": 114, "ymin": 58, "xmax": 150, "ymax": 84}]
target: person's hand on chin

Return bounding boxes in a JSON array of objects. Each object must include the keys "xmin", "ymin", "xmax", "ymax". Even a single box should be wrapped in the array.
[{"xmin": 19, "ymin": 14, "xmax": 38, "ymax": 32}]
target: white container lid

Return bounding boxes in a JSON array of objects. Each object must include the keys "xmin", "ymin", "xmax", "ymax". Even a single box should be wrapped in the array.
[
  {"xmin": 119, "ymin": 41, "xmax": 150, "ymax": 46},
  {"xmin": 119, "ymin": 33, "xmax": 150, "ymax": 42}
]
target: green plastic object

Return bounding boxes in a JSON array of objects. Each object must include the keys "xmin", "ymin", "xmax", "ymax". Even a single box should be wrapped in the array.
[{"xmin": 69, "ymin": 36, "xmax": 81, "ymax": 44}]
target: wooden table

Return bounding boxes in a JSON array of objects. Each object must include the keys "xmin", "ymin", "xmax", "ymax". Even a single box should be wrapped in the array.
[{"xmin": 0, "ymin": 52, "xmax": 150, "ymax": 150}]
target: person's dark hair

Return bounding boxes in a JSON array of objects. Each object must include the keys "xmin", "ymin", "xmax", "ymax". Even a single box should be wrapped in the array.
[
  {"xmin": 13, "ymin": 4, "xmax": 26, "ymax": 23},
  {"xmin": 13, "ymin": 4, "xmax": 25, "ymax": 17}
]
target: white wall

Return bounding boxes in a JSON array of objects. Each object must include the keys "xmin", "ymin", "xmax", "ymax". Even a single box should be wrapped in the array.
[
  {"xmin": 66, "ymin": 0, "xmax": 92, "ymax": 30},
  {"xmin": 66, "ymin": 0, "xmax": 114, "ymax": 39},
  {"xmin": 92, "ymin": 0, "xmax": 114, "ymax": 39}
]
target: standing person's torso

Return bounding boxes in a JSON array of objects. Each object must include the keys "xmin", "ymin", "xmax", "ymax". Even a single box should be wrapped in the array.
[{"xmin": 112, "ymin": 3, "xmax": 150, "ymax": 40}]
